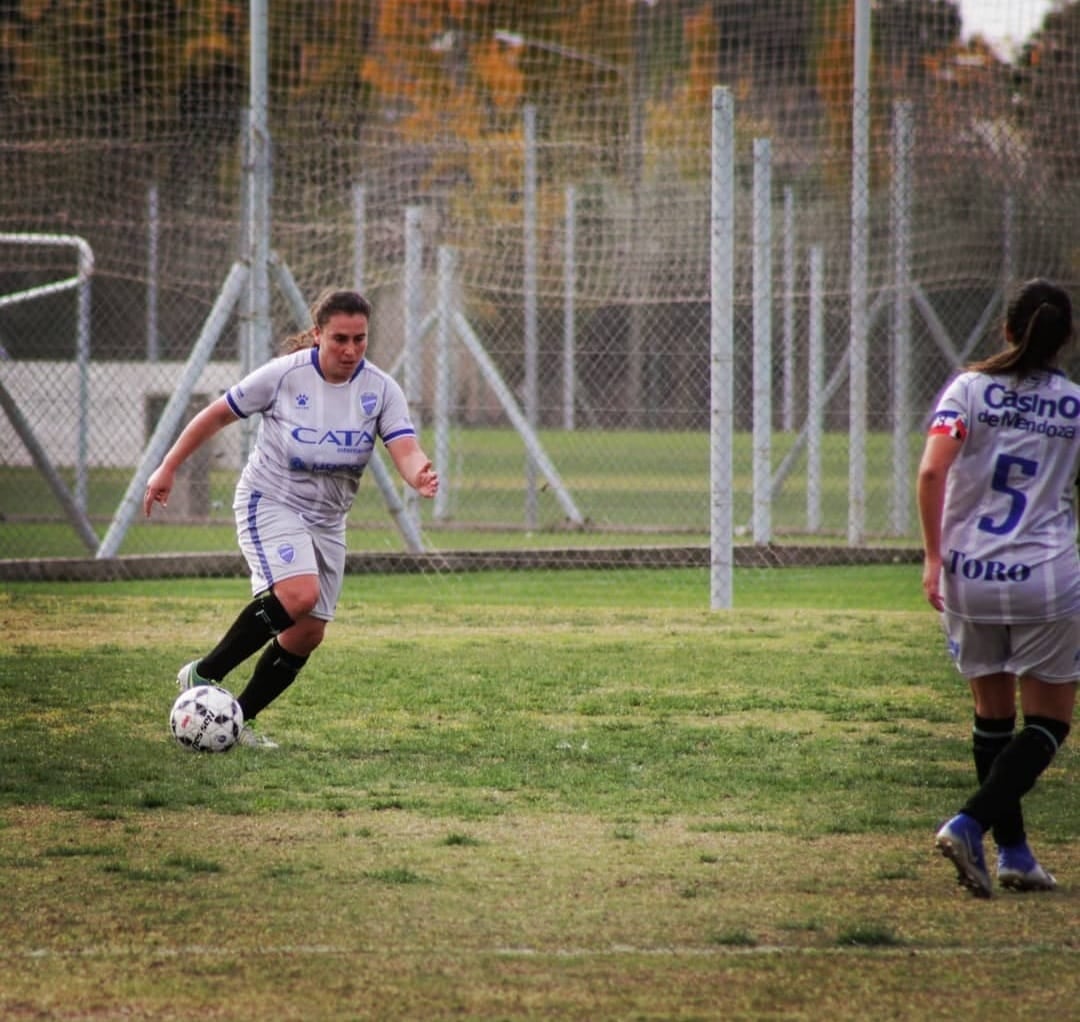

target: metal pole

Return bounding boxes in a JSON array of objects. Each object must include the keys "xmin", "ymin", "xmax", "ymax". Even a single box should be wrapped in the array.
[
  {"xmin": 523, "ymin": 104, "xmax": 539, "ymax": 530},
  {"xmin": 434, "ymin": 247, "xmax": 454, "ymax": 522},
  {"xmin": 403, "ymin": 205, "xmax": 424, "ymax": 528},
  {"xmin": 146, "ymin": 183, "xmax": 160, "ymax": 363},
  {"xmin": 752, "ymin": 138, "xmax": 773, "ymax": 545},
  {"xmin": 890, "ymin": 100, "xmax": 914, "ymax": 537},
  {"xmin": 352, "ymin": 184, "xmax": 366, "ymax": 293},
  {"xmin": 710, "ymin": 87, "xmax": 735, "ymax": 611},
  {"xmin": 626, "ymin": 1, "xmax": 647, "ymax": 427},
  {"xmin": 563, "ymin": 184, "xmax": 577, "ymax": 432},
  {"xmin": 782, "ymin": 186, "xmax": 796, "ymax": 432},
  {"xmin": 237, "ymin": 114, "xmax": 255, "ymax": 460},
  {"xmin": 848, "ymin": 0, "xmax": 871, "ymax": 545},
  {"xmin": 807, "ymin": 246, "xmax": 824, "ymax": 533},
  {"xmin": 248, "ymin": 0, "xmax": 272, "ymax": 368},
  {"xmin": 75, "ymin": 241, "xmax": 92, "ymax": 513}
]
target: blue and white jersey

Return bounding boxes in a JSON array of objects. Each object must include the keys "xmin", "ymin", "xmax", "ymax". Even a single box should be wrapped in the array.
[
  {"xmin": 930, "ymin": 368, "xmax": 1080, "ymax": 622},
  {"xmin": 225, "ymin": 347, "xmax": 416, "ymax": 526}
]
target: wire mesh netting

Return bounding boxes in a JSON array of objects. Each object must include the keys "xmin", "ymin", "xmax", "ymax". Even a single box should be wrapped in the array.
[{"xmin": 0, "ymin": 0, "xmax": 1072, "ymax": 595}]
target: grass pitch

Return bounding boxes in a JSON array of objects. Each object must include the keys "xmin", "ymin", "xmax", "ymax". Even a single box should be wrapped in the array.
[{"xmin": 1, "ymin": 566, "xmax": 1077, "ymax": 1020}]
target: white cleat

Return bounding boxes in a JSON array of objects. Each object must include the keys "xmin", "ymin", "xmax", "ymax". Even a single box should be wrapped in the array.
[
  {"xmin": 237, "ymin": 725, "xmax": 279, "ymax": 749},
  {"xmin": 175, "ymin": 660, "xmax": 208, "ymax": 692}
]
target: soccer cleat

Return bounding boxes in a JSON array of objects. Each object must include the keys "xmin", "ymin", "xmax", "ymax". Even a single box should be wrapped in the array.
[
  {"xmin": 175, "ymin": 660, "xmax": 209, "ymax": 692},
  {"xmin": 237, "ymin": 724, "xmax": 279, "ymax": 749},
  {"xmin": 997, "ymin": 842, "xmax": 1057, "ymax": 892},
  {"xmin": 935, "ymin": 813, "xmax": 992, "ymax": 899}
]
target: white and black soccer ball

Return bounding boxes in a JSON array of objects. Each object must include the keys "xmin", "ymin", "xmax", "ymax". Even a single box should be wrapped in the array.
[{"xmin": 169, "ymin": 685, "xmax": 243, "ymax": 753}]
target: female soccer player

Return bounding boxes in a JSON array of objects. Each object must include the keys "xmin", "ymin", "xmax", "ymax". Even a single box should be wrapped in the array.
[
  {"xmin": 143, "ymin": 289, "xmax": 438, "ymax": 748},
  {"xmin": 918, "ymin": 278, "xmax": 1079, "ymax": 897}
]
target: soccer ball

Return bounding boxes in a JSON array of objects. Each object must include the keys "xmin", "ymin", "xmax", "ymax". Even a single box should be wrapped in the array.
[{"xmin": 169, "ymin": 685, "xmax": 243, "ymax": 753}]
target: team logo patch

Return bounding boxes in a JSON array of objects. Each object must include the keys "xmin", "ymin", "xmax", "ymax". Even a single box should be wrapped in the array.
[
  {"xmin": 361, "ymin": 392, "xmax": 378, "ymax": 415},
  {"xmin": 296, "ymin": 393, "xmax": 310, "ymax": 407},
  {"xmin": 277, "ymin": 544, "xmax": 295, "ymax": 564},
  {"xmin": 929, "ymin": 410, "xmax": 967, "ymax": 440}
]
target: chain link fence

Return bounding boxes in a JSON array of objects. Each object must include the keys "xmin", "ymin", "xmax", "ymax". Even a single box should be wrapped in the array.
[{"xmin": 0, "ymin": 1, "xmax": 1071, "ymax": 592}]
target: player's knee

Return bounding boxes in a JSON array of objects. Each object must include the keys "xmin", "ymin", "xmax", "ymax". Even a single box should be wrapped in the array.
[
  {"xmin": 274, "ymin": 576, "xmax": 320, "ymax": 619},
  {"xmin": 284, "ymin": 616, "xmax": 326, "ymax": 656}
]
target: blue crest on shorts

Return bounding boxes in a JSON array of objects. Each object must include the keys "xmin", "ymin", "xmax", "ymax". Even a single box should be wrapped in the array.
[
  {"xmin": 361, "ymin": 392, "xmax": 378, "ymax": 415},
  {"xmin": 278, "ymin": 544, "xmax": 295, "ymax": 564}
]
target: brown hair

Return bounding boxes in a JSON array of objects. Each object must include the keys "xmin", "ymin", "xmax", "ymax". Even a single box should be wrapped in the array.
[
  {"xmin": 968, "ymin": 278, "xmax": 1073, "ymax": 378},
  {"xmin": 278, "ymin": 289, "xmax": 373, "ymax": 355}
]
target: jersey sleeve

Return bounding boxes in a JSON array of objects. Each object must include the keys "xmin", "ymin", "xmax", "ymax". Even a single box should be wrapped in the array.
[
  {"xmin": 224, "ymin": 357, "xmax": 290, "ymax": 419},
  {"xmin": 377, "ymin": 375, "xmax": 417, "ymax": 445},
  {"xmin": 927, "ymin": 375, "xmax": 970, "ymax": 441}
]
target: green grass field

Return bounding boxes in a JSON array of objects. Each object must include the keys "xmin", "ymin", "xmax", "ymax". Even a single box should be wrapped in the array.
[{"xmin": 1, "ymin": 565, "xmax": 1077, "ymax": 1020}]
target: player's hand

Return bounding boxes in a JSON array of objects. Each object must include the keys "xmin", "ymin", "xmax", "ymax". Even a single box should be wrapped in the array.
[
  {"xmin": 143, "ymin": 466, "xmax": 175, "ymax": 517},
  {"xmin": 922, "ymin": 557, "xmax": 944, "ymax": 612},
  {"xmin": 414, "ymin": 462, "xmax": 439, "ymax": 499}
]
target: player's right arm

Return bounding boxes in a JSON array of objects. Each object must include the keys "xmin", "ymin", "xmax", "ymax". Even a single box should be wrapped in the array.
[
  {"xmin": 143, "ymin": 396, "xmax": 238, "ymax": 517},
  {"xmin": 917, "ymin": 428, "xmax": 964, "ymax": 611}
]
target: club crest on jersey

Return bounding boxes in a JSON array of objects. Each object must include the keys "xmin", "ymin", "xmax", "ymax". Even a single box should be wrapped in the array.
[
  {"xmin": 361, "ymin": 392, "xmax": 378, "ymax": 415},
  {"xmin": 929, "ymin": 410, "xmax": 967, "ymax": 440},
  {"xmin": 296, "ymin": 393, "xmax": 310, "ymax": 408},
  {"xmin": 277, "ymin": 544, "xmax": 295, "ymax": 564}
]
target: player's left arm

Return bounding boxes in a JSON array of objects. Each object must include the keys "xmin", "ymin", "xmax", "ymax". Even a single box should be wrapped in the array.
[{"xmin": 386, "ymin": 435, "xmax": 439, "ymax": 498}]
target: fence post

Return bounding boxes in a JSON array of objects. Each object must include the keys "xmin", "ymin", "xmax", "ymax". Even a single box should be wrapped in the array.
[
  {"xmin": 752, "ymin": 137, "xmax": 773, "ymax": 545},
  {"xmin": 848, "ymin": 0, "xmax": 872, "ymax": 545},
  {"xmin": 890, "ymin": 100, "xmax": 914, "ymax": 537},
  {"xmin": 710, "ymin": 87, "xmax": 735, "ymax": 611}
]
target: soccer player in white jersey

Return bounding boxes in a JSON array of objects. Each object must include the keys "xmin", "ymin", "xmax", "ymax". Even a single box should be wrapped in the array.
[
  {"xmin": 143, "ymin": 289, "xmax": 438, "ymax": 747},
  {"xmin": 918, "ymin": 278, "xmax": 1079, "ymax": 897}
]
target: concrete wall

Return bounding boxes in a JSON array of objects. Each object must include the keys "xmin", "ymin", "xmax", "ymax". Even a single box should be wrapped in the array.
[{"xmin": 0, "ymin": 361, "xmax": 246, "ymax": 469}]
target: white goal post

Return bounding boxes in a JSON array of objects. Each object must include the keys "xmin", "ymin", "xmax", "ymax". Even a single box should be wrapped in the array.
[{"xmin": 0, "ymin": 232, "xmax": 96, "ymax": 551}]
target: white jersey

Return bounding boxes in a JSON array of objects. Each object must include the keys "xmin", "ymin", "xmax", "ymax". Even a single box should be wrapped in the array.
[
  {"xmin": 225, "ymin": 347, "xmax": 416, "ymax": 526},
  {"xmin": 929, "ymin": 368, "xmax": 1080, "ymax": 622}
]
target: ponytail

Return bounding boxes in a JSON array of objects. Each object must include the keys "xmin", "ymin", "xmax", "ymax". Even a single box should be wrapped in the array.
[{"xmin": 969, "ymin": 279, "xmax": 1072, "ymax": 377}]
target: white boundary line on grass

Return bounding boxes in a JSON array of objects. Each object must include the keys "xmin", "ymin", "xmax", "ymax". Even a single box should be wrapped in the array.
[{"xmin": 6, "ymin": 944, "xmax": 1079, "ymax": 960}]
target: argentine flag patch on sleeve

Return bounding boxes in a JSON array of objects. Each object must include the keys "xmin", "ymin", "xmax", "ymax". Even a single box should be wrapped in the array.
[{"xmin": 929, "ymin": 409, "xmax": 968, "ymax": 441}]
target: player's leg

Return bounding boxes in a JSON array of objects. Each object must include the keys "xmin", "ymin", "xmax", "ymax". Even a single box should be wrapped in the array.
[
  {"xmin": 966, "ymin": 672, "xmax": 1024, "ymax": 848},
  {"xmin": 235, "ymin": 609, "xmax": 325, "ymax": 724},
  {"xmin": 182, "ymin": 586, "xmax": 301, "ymax": 685},
  {"xmin": 232, "ymin": 522, "xmax": 346, "ymax": 734},
  {"xmin": 934, "ymin": 620, "xmax": 1010, "ymax": 897},
  {"xmin": 177, "ymin": 497, "xmax": 318, "ymax": 689},
  {"xmin": 953, "ymin": 618, "xmax": 1079, "ymax": 891}
]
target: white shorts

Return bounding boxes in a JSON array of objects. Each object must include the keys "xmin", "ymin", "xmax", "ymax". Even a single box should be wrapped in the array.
[
  {"xmin": 941, "ymin": 612, "xmax": 1080, "ymax": 683},
  {"xmin": 234, "ymin": 490, "xmax": 346, "ymax": 622}
]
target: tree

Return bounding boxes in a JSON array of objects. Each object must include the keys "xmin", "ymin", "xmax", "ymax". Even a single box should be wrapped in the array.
[{"xmin": 1015, "ymin": 1, "xmax": 1080, "ymax": 181}]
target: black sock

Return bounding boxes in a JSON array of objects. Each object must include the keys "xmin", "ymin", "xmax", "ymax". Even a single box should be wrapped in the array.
[
  {"xmin": 973, "ymin": 714, "xmax": 1023, "ymax": 847},
  {"xmin": 236, "ymin": 639, "xmax": 309, "ymax": 722},
  {"xmin": 197, "ymin": 590, "xmax": 295, "ymax": 682},
  {"xmin": 963, "ymin": 716, "xmax": 1070, "ymax": 831}
]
